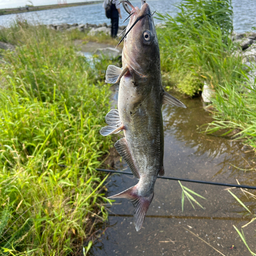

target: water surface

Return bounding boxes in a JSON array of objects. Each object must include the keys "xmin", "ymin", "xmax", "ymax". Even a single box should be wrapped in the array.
[
  {"xmin": 89, "ymin": 90, "xmax": 256, "ymax": 256},
  {"xmin": 0, "ymin": 0, "xmax": 255, "ymax": 32}
]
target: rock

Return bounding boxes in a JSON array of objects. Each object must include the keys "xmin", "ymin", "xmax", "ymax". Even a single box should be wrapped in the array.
[
  {"xmin": 242, "ymin": 42, "xmax": 256, "ymax": 63},
  {"xmin": 244, "ymin": 61, "xmax": 256, "ymax": 90},
  {"xmin": 240, "ymin": 38, "xmax": 253, "ymax": 50},
  {"xmin": 231, "ymin": 31, "xmax": 256, "ymax": 92},
  {"xmin": 232, "ymin": 32, "xmax": 246, "ymax": 41},
  {"xmin": 45, "ymin": 23, "xmax": 125, "ymax": 34},
  {"xmin": 248, "ymin": 32, "xmax": 256, "ymax": 40},
  {"xmin": 62, "ymin": 23, "xmax": 70, "ymax": 29},
  {"xmin": 88, "ymin": 27, "xmax": 111, "ymax": 36},
  {"xmin": 202, "ymin": 82, "xmax": 215, "ymax": 103},
  {"xmin": 47, "ymin": 24, "xmax": 56, "ymax": 30},
  {"xmin": 94, "ymin": 47, "xmax": 121, "ymax": 59},
  {"xmin": 78, "ymin": 24, "xmax": 87, "ymax": 32},
  {"xmin": 89, "ymin": 24, "xmax": 97, "ymax": 28},
  {"xmin": 0, "ymin": 41, "xmax": 15, "ymax": 51},
  {"xmin": 56, "ymin": 24, "xmax": 66, "ymax": 31},
  {"xmin": 119, "ymin": 25, "xmax": 126, "ymax": 30},
  {"xmin": 67, "ymin": 26, "xmax": 77, "ymax": 31}
]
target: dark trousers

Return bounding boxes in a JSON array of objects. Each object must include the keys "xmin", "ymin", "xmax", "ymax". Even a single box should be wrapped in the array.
[
  {"xmin": 110, "ymin": 4, "xmax": 119, "ymax": 38},
  {"xmin": 111, "ymin": 16, "xmax": 119, "ymax": 38}
]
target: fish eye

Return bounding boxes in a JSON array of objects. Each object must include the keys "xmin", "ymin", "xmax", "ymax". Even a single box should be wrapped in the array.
[{"xmin": 143, "ymin": 30, "xmax": 152, "ymax": 44}]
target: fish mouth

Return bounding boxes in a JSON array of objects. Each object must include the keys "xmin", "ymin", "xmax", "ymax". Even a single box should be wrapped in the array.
[{"xmin": 122, "ymin": 0, "xmax": 147, "ymax": 14}]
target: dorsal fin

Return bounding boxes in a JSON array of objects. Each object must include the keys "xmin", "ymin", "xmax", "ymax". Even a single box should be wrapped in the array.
[{"xmin": 114, "ymin": 138, "xmax": 140, "ymax": 179}]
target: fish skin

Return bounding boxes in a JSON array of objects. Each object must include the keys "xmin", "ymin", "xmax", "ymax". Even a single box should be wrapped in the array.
[{"xmin": 102, "ymin": 1, "xmax": 186, "ymax": 231}]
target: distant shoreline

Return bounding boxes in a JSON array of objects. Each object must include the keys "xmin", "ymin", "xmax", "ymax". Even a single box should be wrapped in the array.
[{"xmin": 0, "ymin": 1, "xmax": 103, "ymax": 16}]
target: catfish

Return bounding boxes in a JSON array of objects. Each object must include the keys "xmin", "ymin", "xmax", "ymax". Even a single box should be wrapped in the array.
[{"xmin": 100, "ymin": 0, "xmax": 186, "ymax": 231}]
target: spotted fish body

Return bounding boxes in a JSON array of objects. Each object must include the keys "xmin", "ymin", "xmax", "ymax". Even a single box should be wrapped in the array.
[{"xmin": 100, "ymin": 1, "xmax": 186, "ymax": 231}]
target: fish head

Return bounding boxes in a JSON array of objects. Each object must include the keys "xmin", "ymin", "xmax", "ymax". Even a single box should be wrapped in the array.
[{"xmin": 122, "ymin": 2, "xmax": 160, "ymax": 78}]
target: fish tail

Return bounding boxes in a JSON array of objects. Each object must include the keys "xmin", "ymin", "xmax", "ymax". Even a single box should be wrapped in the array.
[{"xmin": 109, "ymin": 186, "xmax": 154, "ymax": 231}]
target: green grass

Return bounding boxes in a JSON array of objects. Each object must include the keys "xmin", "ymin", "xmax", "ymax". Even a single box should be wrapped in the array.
[
  {"xmin": 156, "ymin": 0, "xmax": 256, "ymax": 151},
  {"xmin": 228, "ymin": 189, "xmax": 256, "ymax": 255},
  {"xmin": 0, "ymin": 20, "xmax": 115, "ymax": 255},
  {"xmin": 156, "ymin": 0, "xmax": 243, "ymax": 96},
  {"xmin": 178, "ymin": 181, "xmax": 206, "ymax": 211},
  {"xmin": 206, "ymin": 80, "xmax": 256, "ymax": 149},
  {"xmin": 65, "ymin": 28, "xmax": 122, "ymax": 46}
]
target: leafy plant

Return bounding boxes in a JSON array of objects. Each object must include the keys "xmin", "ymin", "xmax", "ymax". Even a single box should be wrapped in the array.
[
  {"xmin": 156, "ymin": 0, "xmax": 241, "ymax": 96},
  {"xmin": 178, "ymin": 181, "xmax": 206, "ymax": 211}
]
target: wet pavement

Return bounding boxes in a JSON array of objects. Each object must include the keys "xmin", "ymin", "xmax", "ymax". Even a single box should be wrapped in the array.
[{"xmin": 89, "ymin": 89, "xmax": 256, "ymax": 255}]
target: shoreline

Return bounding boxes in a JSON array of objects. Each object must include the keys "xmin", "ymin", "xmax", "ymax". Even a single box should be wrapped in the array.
[{"xmin": 0, "ymin": 1, "xmax": 102, "ymax": 16}]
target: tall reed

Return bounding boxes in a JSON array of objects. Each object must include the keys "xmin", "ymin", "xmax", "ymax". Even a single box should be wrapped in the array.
[{"xmin": 156, "ymin": 0, "xmax": 242, "ymax": 96}]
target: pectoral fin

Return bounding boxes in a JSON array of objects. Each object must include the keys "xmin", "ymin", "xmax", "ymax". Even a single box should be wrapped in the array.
[
  {"xmin": 114, "ymin": 138, "xmax": 140, "ymax": 179},
  {"xmin": 162, "ymin": 91, "xmax": 186, "ymax": 108},
  {"xmin": 105, "ymin": 65, "xmax": 129, "ymax": 84},
  {"xmin": 100, "ymin": 125, "xmax": 123, "ymax": 136},
  {"xmin": 100, "ymin": 109, "xmax": 123, "ymax": 136},
  {"xmin": 105, "ymin": 109, "xmax": 121, "ymax": 126}
]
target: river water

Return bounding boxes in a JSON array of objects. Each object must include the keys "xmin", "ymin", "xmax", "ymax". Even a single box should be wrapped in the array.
[
  {"xmin": 89, "ymin": 88, "xmax": 256, "ymax": 256},
  {"xmin": 0, "ymin": 0, "xmax": 256, "ymax": 32}
]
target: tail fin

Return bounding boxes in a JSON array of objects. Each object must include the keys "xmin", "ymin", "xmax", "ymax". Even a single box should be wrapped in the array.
[{"xmin": 109, "ymin": 186, "xmax": 154, "ymax": 231}]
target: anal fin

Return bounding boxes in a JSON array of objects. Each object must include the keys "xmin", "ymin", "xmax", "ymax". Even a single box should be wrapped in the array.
[{"xmin": 114, "ymin": 138, "xmax": 140, "ymax": 179}]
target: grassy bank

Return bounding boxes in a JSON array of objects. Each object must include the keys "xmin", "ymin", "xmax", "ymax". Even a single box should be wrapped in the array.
[
  {"xmin": 0, "ymin": 21, "xmax": 114, "ymax": 255},
  {"xmin": 156, "ymin": 0, "xmax": 256, "ymax": 149},
  {"xmin": 157, "ymin": 0, "xmax": 240, "ymax": 96},
  {"xmin": 156, "ymin": 0, "xmax": 256, "ymax": 254}
]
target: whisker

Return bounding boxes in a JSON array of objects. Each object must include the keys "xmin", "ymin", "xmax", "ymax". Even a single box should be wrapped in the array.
[
  {"xmin": 123, "ymin": 12, "xmax": 134, "ymax": 23},
  {"xmin": 116, "ymin": 14, "xmax": 149, "ymax": 46},
  {"xmin": 117, "ymin": 26, "xmax": 127, "ymax": 40}
]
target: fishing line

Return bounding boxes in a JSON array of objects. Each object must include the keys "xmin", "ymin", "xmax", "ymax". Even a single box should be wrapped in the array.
[
  {"xmin": 123, "ymin": 12, "xmax": 134, "ymax": 23},
  {"xmin": 95, "ymin": 168, "xmax": 256, "ymax": 190}
]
